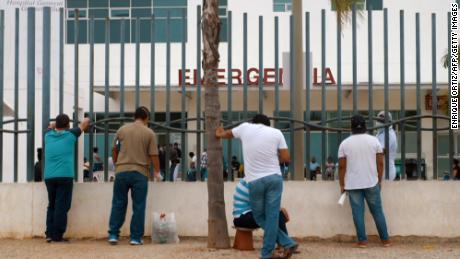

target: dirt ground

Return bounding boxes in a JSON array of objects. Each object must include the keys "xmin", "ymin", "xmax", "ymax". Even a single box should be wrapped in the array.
[{"xmin": 1, "ymin": 237, "xmax": 459, "ymax": 259}]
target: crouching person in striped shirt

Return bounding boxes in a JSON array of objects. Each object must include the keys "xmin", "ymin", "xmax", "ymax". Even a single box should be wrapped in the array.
[{"xmin": 233, "ymin": 179, "xmax": 297, "ymax": 254}]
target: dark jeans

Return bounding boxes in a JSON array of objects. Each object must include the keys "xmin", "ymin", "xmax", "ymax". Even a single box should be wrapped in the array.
[
  {"xmin": 348, "ymin": 184, "xmax": 389, "ymax": 242},
  {"xmin": 108, "ymin": 171, "xmax": 148, "ymax": 240},
  {"xmin": 186, "ymin": 169, "xmax": 197, "ymax": 181},
  {"xmin": 45, "ymin": 177, "xmax": 73, "ymax": 241},
  {"xmin": 233, "ymin": 211, "xmax": 288, "ymax": 235}
]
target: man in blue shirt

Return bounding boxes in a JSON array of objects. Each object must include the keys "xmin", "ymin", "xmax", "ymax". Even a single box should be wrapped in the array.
[
  {"xmin": 44, "ymin": 114, "xmax": 90, "ymax": 242},
  {"xmin": 309, "ymin": 157, "xmax": 320, "ymax": 180}
]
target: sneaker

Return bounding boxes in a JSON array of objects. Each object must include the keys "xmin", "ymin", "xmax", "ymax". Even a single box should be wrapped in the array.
[
  {"xmin": 108, "ymin": 235, "xmax": 119, "ymax": 245},
  {"xmin": 382, "ymin": 240, "xmax": 392, "ymax": 247},
  {"xmin": 45, "ymin": 236, "xmax": 52, "ymax": 243},
  {"xmin": 130, "ymin": 239, "xmax": 144, "ymax": 246},
  {"xmin": 353, "ymin": 241, "xmax": 368, "ymax": 248}
]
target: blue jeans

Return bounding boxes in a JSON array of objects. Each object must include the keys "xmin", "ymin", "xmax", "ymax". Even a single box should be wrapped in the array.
[
  {"xmin": 108, "ymin": 171, "xmax": 148, "ymax": 240},
  {"xmin": 248, "ymin": 174, "xmax": 296, "ymax": 258},
  {"xmin": 348, "ymin": 184, "xmax": 389, "ymax": 242}
]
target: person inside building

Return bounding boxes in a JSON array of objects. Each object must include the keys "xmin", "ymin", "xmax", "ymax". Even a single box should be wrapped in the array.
[
  {"xmin": 172, "ymin": 142, "xmax": 182, "ymax": 181},
  {"xmin": 309, "ymin": 157, "xmax": 320, "ymax": 181},
  {"xmin": 231, "ymin": 156, "xmax": 241, "ymax": 179},
  {"xmin": 216, "ymin": 114, "xmax": 298, "ymax": 259},
  {"xmin": 158, "ymin": 145, "xmax": 166, "ymax": 180},
  {"xmin": 92, "ymin": 147, "xmax": 103, "ymax": 171},
  {"xmin": 200, "ymin": 148, "xmax": 208, "ymax": 181},
  {"xmin": 325, "ymin": 156, "xmax": 336, "ymax": 180},
  {"xmin": 83, "ymin": 157, "xmax": 91, "ymax": 181},
  {"xmin": 34, "ymin": 148, "xmax": 43, "ymax": 182},
  {"xmin": 280, "ymin": 162, "xmax": 289, "ymax": 180},
  {"xmin": 338, "ymin": 114, "xmax": 391, "ymax": 248},
  {"xmin": 453, "ymin": 159, "xmax": 460, "ymax": 180},
  {"xmin": 168, "ymin": 144, "xmax": 179, "ymax": 181},
  {"xmin": 44, "ymin": 114, "xmax": 91, "ymax": 243},
  {"xmin": 186, "ymin": 152, "xmax": 197, "ymax": 181},
  {"xmin": 375, "ymin": 111, "xmax": 398, "ymax": 181},
  {"xmin": 108, "ymin": 107, "xmax": 161, "ymax": 245}
]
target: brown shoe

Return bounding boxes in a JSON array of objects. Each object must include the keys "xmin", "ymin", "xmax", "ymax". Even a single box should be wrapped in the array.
[
  {"xmin": 285, "ymin": 244, "xmax": 300, "ymax": 254},
  {"xmin": 264, "ymin": 248, "xmax": 293, "ymax": 259},
  {"xmin": 353, "ymin": 241, "xmax": 368, "ymax": 248},
  {"xmin": 382, "ymin": 240, "xmax": 392, "ymax": 247}
]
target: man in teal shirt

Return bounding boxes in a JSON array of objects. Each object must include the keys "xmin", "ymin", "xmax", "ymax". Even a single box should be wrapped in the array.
[{"xmin": 44, "ymin": 114, "xmax": 90, "ymax": 242}]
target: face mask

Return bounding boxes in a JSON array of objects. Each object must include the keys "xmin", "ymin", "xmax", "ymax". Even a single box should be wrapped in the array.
[{"xmin": 375, "ymin": 121, "xmax": 383, "ymax": 128}]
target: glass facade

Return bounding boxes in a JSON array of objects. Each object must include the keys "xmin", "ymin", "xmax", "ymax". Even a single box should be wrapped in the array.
[
  {"xmin": 66, "ymin": 0, "xmax": 229, "ymax": 44},
  {"xmin": 437, "ymin": 133, "xmax": 460, "ymax": 178},
  {"xmin": 273, "ymin": 0, "xmax": 292, "ymax": 12}
]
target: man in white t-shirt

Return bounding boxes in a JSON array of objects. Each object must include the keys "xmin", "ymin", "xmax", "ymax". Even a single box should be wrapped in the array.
[
  {"xmin": 216, "ymin": 114, "xmax": 297, "ymax": 259},
  {"xmin": 375, "ymin": 111, "xmax": 398, "ymax": 180},
  {"xmin": 338, "ymin": 114, "xmax": 391, "ymax": 248}
]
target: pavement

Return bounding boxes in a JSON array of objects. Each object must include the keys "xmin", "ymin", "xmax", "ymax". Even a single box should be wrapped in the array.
[{"xmin": 0, "ymin": 237, "xmax": 459, "ymax": 259}]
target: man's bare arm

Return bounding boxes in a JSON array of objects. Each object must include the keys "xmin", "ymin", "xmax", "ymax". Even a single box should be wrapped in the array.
[
  {"xmin": 338, "ymin": 158, "xmax": 347, "ymax": 193},
  {"xmin": 376, "ymin": 153, "xmax": 384, "ymax": 184},
  {"xmin": 215, "ymin": 127, "xmax": 234, "ymax": 139},
  {"xmin": 79, "ymin": 117, "xmax": 91, "ymax": 132},
  {"xmin": 112, "ymin": 146, "xmax": 119, "ymax": 164},
  {"xmin": 278, "ymin": 149, "xmax": 290, "ymax": 163}
]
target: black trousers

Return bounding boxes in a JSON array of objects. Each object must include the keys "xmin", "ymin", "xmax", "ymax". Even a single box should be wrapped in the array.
[
  {"xmin": 45, "ymin": 177, "xmax": 73, "ymax": 240},
  {"xmin": 233, "ymin": 211, "xmax": 288, "ymax": 234}
]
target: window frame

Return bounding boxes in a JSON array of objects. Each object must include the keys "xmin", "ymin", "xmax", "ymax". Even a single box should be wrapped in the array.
[{"xmin": 110, "ymin": 8, "xmax": 131, "ymax": 19}]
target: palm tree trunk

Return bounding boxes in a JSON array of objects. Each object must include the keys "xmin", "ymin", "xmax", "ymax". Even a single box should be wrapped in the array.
[{"xmin": 202, "ymin": 0, "xmax": 230, "ymax": 249}]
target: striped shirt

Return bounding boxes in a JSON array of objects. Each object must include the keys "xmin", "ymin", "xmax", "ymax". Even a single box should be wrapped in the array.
[
  {"xmin": 233, "ymin": 179, "xmax": 251, "ymax": 218},
  {"xmin": 200, "ymin": 152, "xmax": 208, "ymax": 169}
]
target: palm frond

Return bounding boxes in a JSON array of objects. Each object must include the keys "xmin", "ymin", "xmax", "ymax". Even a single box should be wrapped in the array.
[
  {"xmin": 331, "ymin": 0, "xmax": 364, "ymax": 27},
  {"xmin": 442, "ymin": 50, "xmax": 449, "ymax": 69}
]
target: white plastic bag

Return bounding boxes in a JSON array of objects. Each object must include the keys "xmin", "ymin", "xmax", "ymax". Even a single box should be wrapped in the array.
[
  {"xmin": 338, "ymin": 192, "xmax": 347, "ymax": 206},
  {"xmin": 152, "ymin": 212, "xmax": 180, "ymax": 244}
]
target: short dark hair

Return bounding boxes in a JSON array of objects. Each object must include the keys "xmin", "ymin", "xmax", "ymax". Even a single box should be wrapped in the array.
[
  {"xmin": 252, "ymin": 114, "xmax": 270, "ymax": 126},
  {"xmin": 351, "ymin": 114, "xmax": 367, "ymax": 134},
  {"xmin": 55, "ymin": 114, "xmax": 70, "ymax": 129},
  {"xmin": 189, "ymin": 152, "xmax": 194, "ymax": 157},
  {"xmin": 93, "ymin": 147, "xmax": 99, "ymax": 153},
  {"xmin": 454, "ymin": 159, "xmax": 459, "ymax": 165},
  {"xmin": 134, "ymin": 106, "xmax": 150, "ymax": 120}
]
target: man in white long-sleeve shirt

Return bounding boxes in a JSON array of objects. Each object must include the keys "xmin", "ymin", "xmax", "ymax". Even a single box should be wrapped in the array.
[{"xmin": 375, "ymin": 111, "xmax": 398, "ymax": 181}]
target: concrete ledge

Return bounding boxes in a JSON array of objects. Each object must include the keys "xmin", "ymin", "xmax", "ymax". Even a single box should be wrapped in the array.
[{"xmin": 0, "ymin": 181, "xmax": 459, "ymax": 239}]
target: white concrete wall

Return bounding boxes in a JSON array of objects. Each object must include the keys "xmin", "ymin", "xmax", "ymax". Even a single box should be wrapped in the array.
[{"xmin": 0, "ymin": 181, "xmax": 459, "ymax": 239}]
